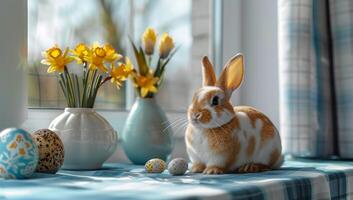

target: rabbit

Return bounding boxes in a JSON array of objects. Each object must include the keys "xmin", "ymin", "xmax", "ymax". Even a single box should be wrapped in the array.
[{"xmin": 185, "ymin": 54, "xmax": 283, "ymax": 174}]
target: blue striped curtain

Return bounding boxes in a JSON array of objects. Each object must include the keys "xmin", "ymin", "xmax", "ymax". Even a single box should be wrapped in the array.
[{"xmin": 279, "ymin": 0, "xmax": 353, "ymax": 158}]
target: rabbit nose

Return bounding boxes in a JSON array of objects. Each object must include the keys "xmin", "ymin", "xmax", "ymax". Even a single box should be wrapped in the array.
[{"xmin": 192, "ymin": 113, "xmax": 202, "ymax": 120}]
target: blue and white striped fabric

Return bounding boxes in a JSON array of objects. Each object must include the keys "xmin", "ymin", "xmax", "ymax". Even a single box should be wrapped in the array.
[
  {"xmin": 330, "ymin": 0, "xmax": 353, "ymax": 158},
  {"xmin": 279, "ymin": 0, "xmax": 353, "ymax": 158},
  {"xmin": 0, "ymin": 158, "xmax": 353, "ymax": 200}
]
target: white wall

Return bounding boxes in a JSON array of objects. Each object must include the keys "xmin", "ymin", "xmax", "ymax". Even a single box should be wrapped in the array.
[
  {"xmin": 0, "ymin": 0, "xmax": 27, "ymax": 129},
  {"xmin": 221, "ymin": 0, "xmax": 279, "ymax": 127}
]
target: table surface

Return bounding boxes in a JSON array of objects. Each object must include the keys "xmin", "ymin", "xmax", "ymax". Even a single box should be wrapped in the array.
[{"xmin": 1, "ymin": 158, "xmax": 353, "ymax": 200}]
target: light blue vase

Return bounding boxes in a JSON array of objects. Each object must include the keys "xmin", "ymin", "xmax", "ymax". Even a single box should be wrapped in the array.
[{"xmin": 122, "ymin": 97, "xmax": 173, "ymax": 165}]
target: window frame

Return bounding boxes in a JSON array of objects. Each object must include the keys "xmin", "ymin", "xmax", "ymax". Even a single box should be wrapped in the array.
[
  {"xmin": 24, "ymin": 0, "xmax": 217, "ymax": 133},
  {"xmin": 23, "ymin": 0, "xmax": 281, "ymax": 135},
  {"xmin": 27, "ymin": 0, "xmax": 201, "ymax": 113}
]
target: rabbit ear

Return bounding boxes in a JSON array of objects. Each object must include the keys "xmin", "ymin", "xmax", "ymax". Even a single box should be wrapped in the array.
[
  {"xmin": 216, "ymin": 54, "xmax": 244, "ymax": 98},
  {"xmin": 202, "ymin": 56, "xmax": 216, "ymax": 86}
]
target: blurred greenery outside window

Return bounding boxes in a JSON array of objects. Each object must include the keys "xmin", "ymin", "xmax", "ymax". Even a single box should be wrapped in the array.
[{"xmin": 28, "ymin": 0, "xmax": 194, "ymax": 111}]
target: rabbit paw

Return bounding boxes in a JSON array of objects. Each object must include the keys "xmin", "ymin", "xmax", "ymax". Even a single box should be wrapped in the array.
[
  {"xmin": 203, "ymin": 166, "xmax": 224, "ymax": 174},
  {"xmin": 191, "ymin": 163, "xmax": 206, "ymax": 173}
]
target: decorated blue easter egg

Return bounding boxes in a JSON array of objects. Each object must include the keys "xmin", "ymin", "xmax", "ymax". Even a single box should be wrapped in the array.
[
  {"xmin": 145, "ymin": 158, "xmax": 166, "ymax": 173},
  {"xmin": 168, "ymin": 158, "xmax": 188, "ymax": 175},
  {"xmin": 0, "ymin": 128, "xmax": 38, "ymax": 179}
]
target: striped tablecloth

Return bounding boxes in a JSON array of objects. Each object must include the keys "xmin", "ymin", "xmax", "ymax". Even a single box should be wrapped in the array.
[{"xmin": 1, "ymin": 158, "xmax": 353, "ymax": 200}]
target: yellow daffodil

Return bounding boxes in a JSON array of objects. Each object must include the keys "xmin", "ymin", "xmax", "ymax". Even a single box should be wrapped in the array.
[
  {"xmin": 84, "ymin": 43, "xmax": 121, "ymax": 72},
  {"xmin": 110, "ymin": 57, "xmax": 134, "ymax": 88},
  {"xmin": 86, "ymin": 46, "xmax": 107, "ymax": 72},
  {"xmin": 159, "ymin": 33, "xmax": 174, "ymax": 59},
  {"xmin": 121, "ymin": 57, "xmax": 134, "ymax": 80},
  {"xmin": 71, "ymin": 43, "xmax": 90, "ymax": 64},
  {"xmin": 104, "ymin": 44, "xmax": 122, "ymax": 63},
  {"xmin": 142, "ymin": 27, "xmax": 157, "ymax": 55},
  {"xmin": 110, "ymin": 64, "xmax": 124, "ymax": 88},
  {"xmin": 134, "ymin": 72, "xmax": 159, "ymax": 97},
  {"xmin": 41, "ymin": 45, "xmax": 74, "ymax": 73}
]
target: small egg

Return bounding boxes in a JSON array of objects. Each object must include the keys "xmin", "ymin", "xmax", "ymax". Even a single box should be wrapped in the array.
[
  {"xmin": 168, "ymin": 158, "xmax": 188, "ymax": 176},
  {"xmin": 0, "ymin": 128, "xmax": 38, "ymax": 179},
  {"xmin": 145, "ymin": 158, "xmax": 166, "ymax": 173},
  {"xmin": 32, "ymin": 129, "xmax": 64, "ymax": 174}
]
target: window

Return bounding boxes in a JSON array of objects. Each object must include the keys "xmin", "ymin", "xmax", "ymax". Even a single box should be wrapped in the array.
[
  {"xmin": 28, "ymin": 0, "xmax": 211, "ymax": 111},
  {"xmin": 28, "ymin": 0, "xmax": 129, "ymax": 109}
]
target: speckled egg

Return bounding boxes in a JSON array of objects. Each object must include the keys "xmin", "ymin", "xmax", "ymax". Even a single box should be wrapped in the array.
[
  {"xmin": 32, "ymin": 129, "xmax": 64, "ymax": 174},
  {"xmin": 145, "ymin": 158, "xmax": 166, "ymax": 173},
  {"xmin": 168, "ymin": 158, "xmax": 188, "ymax": 175},
  {"xmin": 0, "ymin": 128, "xmax": 38, "ymax": 179}
]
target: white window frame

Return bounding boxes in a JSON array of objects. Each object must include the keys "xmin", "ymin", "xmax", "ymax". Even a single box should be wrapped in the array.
[
  {"xmin": 1, "ymin": 0, "xmax": 279, "ymax": 136},
  {"xmin": 23, "ymin": 0, "xmax": 215, "ymax": 138},
  {"xmin": 211, "ymin": 0, "xmax": 280, "ymax": 128}
]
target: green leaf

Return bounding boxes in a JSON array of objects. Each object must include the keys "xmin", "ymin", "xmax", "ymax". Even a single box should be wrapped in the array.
[
  {"xmin": 129, "ymin": 37, "xmax": 149, "ymax": 76},
  {"xmin": 153, "ymin": 58, "xmax": 162, "ymax": 77},
  {"xmin": 155, "ymin": 46, "xmax": 179, "ymax": 79},
  {"xmin": 138, "ymin": 46, "xmax": 149, "ymax": 75},
  {"xmin": 74, "ymin": 75, "xmax": 81, "ymax": 107}
]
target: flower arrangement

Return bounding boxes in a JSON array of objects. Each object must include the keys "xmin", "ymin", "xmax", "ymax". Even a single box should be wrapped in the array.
[
  {"xmin": 130, "ymin": 27, "xmax": 177, "ymax": 98},
  {"xmin": 41, "ymin": 43, "xmax": 133, "ymax": 108}
]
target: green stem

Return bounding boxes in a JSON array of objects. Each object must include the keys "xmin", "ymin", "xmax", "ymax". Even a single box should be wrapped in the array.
[
  {"xmin": 60, "ymin": 73, "xmax": 73, "ymax": 107},
  {"xmin": 148, "ymin": 55, "xmax": 152, "ymax": 67},
  {"xmin": 99, "ymin": 76, "xmax": 112, "ymax": 88},
  {"xmin": 146, "ymin": 92, "xmax": 154, "ymax": 98},
  {"xmin": 87, "ymin": 69, "xmax": 98, "ymax": 108},
  {"xmin": 90, "ymin": 75, "xmax": 103, "ymax": 108},
  {"xmin": 64, "ymin": 67, "xmax": 76, "ymax": 107},
  {"xmin": 74, "ymin": 75, "xmax": 81, "ymax": 107},
  {"xmin": 58, "ymin": 77, "xmax": 68, "ymax": 105},
  {"xmin": 135, "ymin": 87, "xmax": 141, "ymax": 98},
  {"xmin": 81, "ymin": 63, "xmax": 90, "ymax": 107}
]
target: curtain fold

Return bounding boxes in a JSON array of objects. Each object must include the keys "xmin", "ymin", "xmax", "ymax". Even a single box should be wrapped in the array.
[
  {"xmin": 330, "ymin": 0, "xmax": 353, "ymax": 158},
  {"xmin": 279, "ymin": 0, "xmax": 353, "ymax": 158}
]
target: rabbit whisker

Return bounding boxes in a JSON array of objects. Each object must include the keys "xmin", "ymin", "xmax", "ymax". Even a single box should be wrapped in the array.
[
  {"xmin": 173, "ymin": 121, "xmax": 189, "ymax": 136},
  {"xmin": 162, "ymin": 118, "xmax": 188, "ymax": 133},
  {"xmin": 164, "ymin": 117, "xmax": 186, "ymax": 129},
  {"xmin": 161, "ymin": 116, "xmax": 184, "ymax": 125}
]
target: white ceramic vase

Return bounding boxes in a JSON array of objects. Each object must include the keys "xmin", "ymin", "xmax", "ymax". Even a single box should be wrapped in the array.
[{"xmin": 49, "ymin": 108, "xmax": 118, "ymax": 170}]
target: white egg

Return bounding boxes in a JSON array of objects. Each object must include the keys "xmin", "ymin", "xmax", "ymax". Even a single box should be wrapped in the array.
[{"xmin": 168, "ymin": 158, "xmax": 188, "ymax": 175}]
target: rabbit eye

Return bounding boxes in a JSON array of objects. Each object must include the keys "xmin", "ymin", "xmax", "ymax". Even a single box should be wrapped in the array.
[{"xmin": 211, "ymin": 96, "xmax": 219, "ymax": 106}]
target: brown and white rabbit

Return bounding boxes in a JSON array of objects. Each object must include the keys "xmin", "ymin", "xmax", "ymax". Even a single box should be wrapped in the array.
[{"xmin": 185, "ymin": 54, "xmax": 283, "ymax": 174}]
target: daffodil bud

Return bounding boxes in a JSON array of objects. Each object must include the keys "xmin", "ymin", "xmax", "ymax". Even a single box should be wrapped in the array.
[
  {"xmin": 142, "ymin": 27, "xmax": 157, "ymax": 55},
  {"xmin": 159, "ymin": 33, "xmax": 174, "ymax": 59}
]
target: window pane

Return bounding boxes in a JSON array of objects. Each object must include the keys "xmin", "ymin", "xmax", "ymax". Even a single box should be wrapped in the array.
[
  {"xmin": 133, "ymin": 0, "xmax": 193, "ymax": 111},
  {"xmin": 28, "ymin": 0, "xmax": 210, "ymax": 111},
  {"xmin": 28, "ymin": 0, "xmax": 129, "ymax": 109}
]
